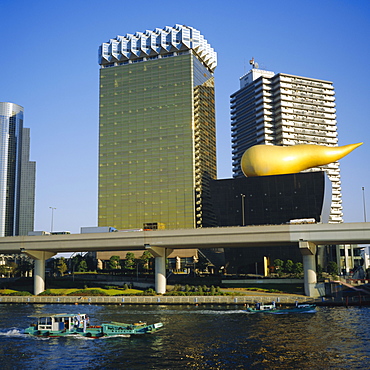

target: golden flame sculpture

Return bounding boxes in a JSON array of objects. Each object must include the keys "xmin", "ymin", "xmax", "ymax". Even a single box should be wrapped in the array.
[{"xmin": 241, "ymin": 143, "xmax": 363, "ymax": 177}]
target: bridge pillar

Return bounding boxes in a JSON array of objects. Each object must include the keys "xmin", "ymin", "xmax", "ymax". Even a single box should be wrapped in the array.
[
  {"xmin": 21, "ymin": 250, "xmax": 56, "ymax": 295},
  {"xmin": 299, "ymin": 240, "xmax": 319, "ymax": 297},
  {"xmin": 145, "ymin": 245, "xmax": 173, "ymax": 294}
]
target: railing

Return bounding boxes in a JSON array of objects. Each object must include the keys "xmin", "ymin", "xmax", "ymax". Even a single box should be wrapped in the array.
[{"xmin": 0, "ymin": 295, "xmax": 311, "ymax": 305}]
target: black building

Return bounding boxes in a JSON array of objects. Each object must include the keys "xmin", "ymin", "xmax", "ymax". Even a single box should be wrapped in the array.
[{"xmin": 208, "ymin": 171, "xmax": 332, "ymax": 274}]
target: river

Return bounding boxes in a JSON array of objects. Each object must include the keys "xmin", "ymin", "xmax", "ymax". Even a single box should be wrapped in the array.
[{"xmin": 0, "ymin": 304, "xmax": 369, "ymax": 369}]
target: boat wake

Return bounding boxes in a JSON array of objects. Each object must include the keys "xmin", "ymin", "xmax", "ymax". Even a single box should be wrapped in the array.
[
  {"xmin": 0, "ymin": 328, "xmax": 29, "ymax": 338},
  {"xmin": 100, "ymin": 334, "xmax": 131, "ymax": 339},
  {"xmin": 115, "ymin": 309, "xmax": 247, "ymax": 316},
  {"xmin": 194, "ymin": 309, "xmax": 246, "ymax": 315},
  {"xmin": 62, "ymin": 334, "xmax": 94, "ymax": 340}
]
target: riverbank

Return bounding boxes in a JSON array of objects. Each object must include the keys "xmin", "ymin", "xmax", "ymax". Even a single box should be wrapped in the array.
[{"xmin": 1, "ymin": 293, "xmax": 369, "ymax": 306}]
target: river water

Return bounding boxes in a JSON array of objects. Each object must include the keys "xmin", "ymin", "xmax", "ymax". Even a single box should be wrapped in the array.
[{"xmin": 0, "ymin": 303, "xmax": 369, "ymax": 369}]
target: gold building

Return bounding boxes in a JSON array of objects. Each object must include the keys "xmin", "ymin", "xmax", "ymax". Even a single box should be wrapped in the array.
[{"xmin": 98, "ymin": 25, "xmax": 217, "ymax": 230}]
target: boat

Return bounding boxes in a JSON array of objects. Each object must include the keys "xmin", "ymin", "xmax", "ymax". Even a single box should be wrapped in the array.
[
  {"xmin": 246, "ymin": 302, "xmax": 316, "ymax": 314},
  {"xmin": 24, "ymin": 313, "xmax": 164, "ymax": 338}
]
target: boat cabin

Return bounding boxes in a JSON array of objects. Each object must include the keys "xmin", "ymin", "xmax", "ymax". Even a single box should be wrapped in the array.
[
  {"xmin": 30, "ymin": 313, "xmax": 89, "ymax": 332},
  {"xmin": 256, "ymin": 303, "xmax": 276, "ymax": 311}
]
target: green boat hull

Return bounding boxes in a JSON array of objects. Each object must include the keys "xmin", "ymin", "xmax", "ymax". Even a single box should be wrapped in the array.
[
  {"xmin": 24, "ymin": 313, "xmax": 163, "ymax": 338},
  {"xmin": 246, "ymin": 304, "xmax": 316, "ymax": 314}
]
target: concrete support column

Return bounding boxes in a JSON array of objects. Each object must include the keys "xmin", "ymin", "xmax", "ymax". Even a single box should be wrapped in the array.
[
  {"xmin": 34, "ymin": 259, "xmax": 46, "ymax": 296},
  {"xmin": 145, "ymin": 245, "xmax": 172, "ymax": 294},
  {"xmin": 344, "ymin": 245, "xmax": 349, "ymax": 275},
  {"xmin": 299, "ymin": 240, "xmax": 319, "ymax": 297},
  {"xmin": 154, "ymin": 254, "xmax": 166, "ymax": 294},
  {"xmin": 22, "ymin": 250, "xmax": 56, "ymax": 295}
]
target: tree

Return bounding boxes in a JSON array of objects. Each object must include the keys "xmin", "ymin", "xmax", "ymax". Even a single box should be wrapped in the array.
[
  {"xmin": 77, "ymin": 260, "xmax": 88, "ymax": 272},
  {"xmin": 124, "ymin": 252, "xmax": 136, "ymax": 271},
  {"xmin": 285, "ymin": 260, "xmax": 294, "ymax": 273},
  {"xmin": 139, "ymin": 251, "xmax": 152, "ymax": 272},
  {"xmin": 293, "ymin": 262, "xmax": 303, "ymax": 277},
  {"xmin": 274, "ymin": 259, "xmax": 284, "ymax": 273},
  {"xmin": 0, "ymin": 264, "xmax": 9, "ymax": 277},
  {"xmin": 57, "ymin": 257, "xmax": 68, "ymax": 276},
  {"xmin": 85, "ymin": 254, "xmax": 96, "ymax": 271},
  {"xmin": 16, "ymin": 258, "xmax": 33, "ymax": 277},
  {"xmin": 108, "ymin": 256, "xmax": 121, "ymax": 270},
  {"xmin": 70, "ymin": 255, "xmax": 80, "ymax": 274},
  {"xmin": 327, "ymin": 261, "xmax": 338, "ymax": 276}
]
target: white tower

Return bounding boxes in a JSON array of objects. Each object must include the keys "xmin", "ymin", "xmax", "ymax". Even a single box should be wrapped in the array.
[{"xmin": 231, "ymin": 67, "xmax": 342, "ymax": 223}]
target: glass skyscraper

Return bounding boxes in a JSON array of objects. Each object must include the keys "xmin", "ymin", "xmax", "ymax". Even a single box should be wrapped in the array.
[
  {"xmin": 98, "ymin": 25, "xmax": 217, "ymax": 230},
  {"xmin": 0, "ymin": 102, "xmax": 36, "ymax": 236}
]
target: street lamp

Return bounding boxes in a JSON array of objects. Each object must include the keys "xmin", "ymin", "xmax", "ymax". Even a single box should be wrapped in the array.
[
  {"xmin": 241, "ymin": 194, "xmax": 246, "ymax": 226},
  {"xmin": 362, "ymin": 187, "xmax": 367, "ymax": 222},
  {"xmin": 49, "ymin": 207, "xmax": 56, "ymax": 233}
]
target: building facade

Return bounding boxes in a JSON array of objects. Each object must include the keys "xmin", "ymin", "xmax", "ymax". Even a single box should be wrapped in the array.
[
  {"xmin": 208, "ymin": 172, "xmax": 332, "ymax": 274},
  {"xmin": 0, "ymin": 102, "xmax": 36, "ymax": 236},
  {"xmin": 98, "ymin": 25, "xmax": 217, "ymax": 230},
  {"xmin": 209, "ymin": 172, "xmax": 331, "ymax": 227},
  {"xmin": 231, "ymin": 68, "xmax": 341, "ymax": 223}
]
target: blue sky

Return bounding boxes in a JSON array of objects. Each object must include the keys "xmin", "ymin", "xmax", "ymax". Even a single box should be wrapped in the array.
[{"xmin": 1, "ymin": 0, "xmax": 369, "ymax": 233}]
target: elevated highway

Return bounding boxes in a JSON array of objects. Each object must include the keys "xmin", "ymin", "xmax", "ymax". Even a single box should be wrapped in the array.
[{"xmin": 1, "ymin": 222, "xmax": 370, "ymax": 297}]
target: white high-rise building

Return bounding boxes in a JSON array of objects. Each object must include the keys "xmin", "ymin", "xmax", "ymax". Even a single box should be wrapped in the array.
[{"xmin": 231, "ymin": 68, "xmax": 342, "ymax": 223}]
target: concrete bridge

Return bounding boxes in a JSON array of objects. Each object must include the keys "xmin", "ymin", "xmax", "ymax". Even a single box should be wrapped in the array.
[{"xmin": 1, "ymin": 222, "xmax": 370, "ymax": 297}]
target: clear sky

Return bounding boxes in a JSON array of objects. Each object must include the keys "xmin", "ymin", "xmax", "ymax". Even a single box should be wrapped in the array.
[{"xmin": 1, "ymin": 0, "xmax": 369, "ymax": 234}]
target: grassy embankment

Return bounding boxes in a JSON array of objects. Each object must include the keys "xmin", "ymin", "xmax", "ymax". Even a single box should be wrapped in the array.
[{"xmin": 0, "ymin": 287, "xmax": 143, "ymax": 296}]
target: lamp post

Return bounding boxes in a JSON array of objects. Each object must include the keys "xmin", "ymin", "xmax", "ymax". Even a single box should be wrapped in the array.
[
  {"xmin": 241, "ymin": 194, "xmax": 246, "ymax": 226},
  {"xmin": 362, "ymin": 187, "xmax": 367, "ymax": 222},
  {"xmin": 49, "ymin": 207, "xmax": 56, "ymax": 233}
]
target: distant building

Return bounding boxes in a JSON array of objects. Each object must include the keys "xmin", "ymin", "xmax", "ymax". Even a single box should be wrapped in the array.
[
  {"xmin": 231, "ymin": 68, "xmax": 341, "ymax": 223},
  {"xmin": 98, "ymin": 24, "xmax": 217, "ymax": 230},
  {"xmin": 0, "ymin": 102, "xmax": 36, "ymax": 236}
]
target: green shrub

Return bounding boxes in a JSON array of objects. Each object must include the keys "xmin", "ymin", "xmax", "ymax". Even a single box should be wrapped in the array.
[
  {"xmin": 38, "ymin": 289, "xmax": 62, "ymax": 296},
  {"xmin": 9, "ymin": 291, "xmax": 32, "ymax": 296},
  {"xmin": 67, "ymin": 289, "xmax": 108, "ymax": 296},
  {"xmin": 164, "ymin": 291, "xmax": 186, "ymax": 296},
  {"xmin": 104, "ymin": 285, "xmax": 117, "ymax": 290}
]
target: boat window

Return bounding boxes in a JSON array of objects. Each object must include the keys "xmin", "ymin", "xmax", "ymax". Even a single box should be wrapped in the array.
[{"xmin": 39, "ymin": 317, "xmax": 52, "ymax": 325}]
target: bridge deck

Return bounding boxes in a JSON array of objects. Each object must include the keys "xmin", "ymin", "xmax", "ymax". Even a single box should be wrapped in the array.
[{"xmin": 1, "ymin": 222, "xmax": 370, "ymax": 254}]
